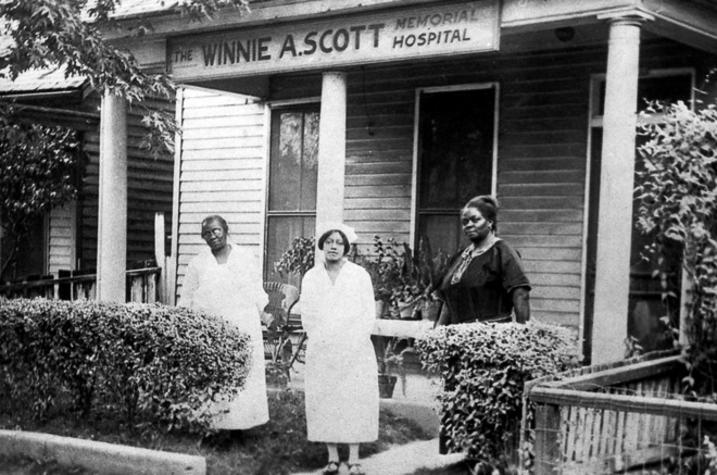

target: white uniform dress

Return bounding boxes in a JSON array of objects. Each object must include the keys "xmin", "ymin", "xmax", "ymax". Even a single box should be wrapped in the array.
[
  {"xmin": 178, "ymin": 243, "xmax": 269, "ymax": 430},
  {"xmin": 301, "ymin": 260, "xmax": 379, "ymax": 443}
]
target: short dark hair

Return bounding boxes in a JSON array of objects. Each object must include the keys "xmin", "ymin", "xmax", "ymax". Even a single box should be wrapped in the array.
[
  {"xmin": 318, "ymin": 229, "xmax": 351, "ymax": 254},
  {"xmin": 201, "ymin": 215, "xmax": 228, "ymax": 232},
  {"xmin": 463, "ymin": 195, "xmax": 499, "ymax": 232}
]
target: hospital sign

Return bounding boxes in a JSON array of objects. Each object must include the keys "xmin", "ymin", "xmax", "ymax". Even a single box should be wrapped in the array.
[{"xmin": 168, "ymin": 0, "xmax": 499, "ymax": 80}]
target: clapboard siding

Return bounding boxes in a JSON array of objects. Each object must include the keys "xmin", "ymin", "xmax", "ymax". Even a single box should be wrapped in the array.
[
  {"xmin": 15, "ymin": 94, "xmax": 174, "ymax": 274},
  {"xmin": 270, "ymin": 46, "xmax": 593, "ymax": 326},
  {"xmin": 199, "ymin": 37, "xmax": 708, "ymax": 326},
  {"xmin": 174, "ymin": 87, "xmax": 266, "ymax": 300},
  {"xmin": 78, "ymin": 93, "xmax": 175, "ymax": 271}
]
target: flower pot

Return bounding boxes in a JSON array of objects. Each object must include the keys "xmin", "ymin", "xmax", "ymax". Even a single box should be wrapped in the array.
[{"xmin": 378, "ymin": 374, "xmax": 398, "ymax": 399}]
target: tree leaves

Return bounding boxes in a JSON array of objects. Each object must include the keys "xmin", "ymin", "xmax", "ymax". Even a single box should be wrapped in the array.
[
  {"xmin": 0, "ymin": 0, "xmax": 252, "ymax": 159},
  {"xmin": 0, "ymin": 104, "xmax": 81, "ymax": 279},
  {"xmin": 635, "ymin": 92, "xmax": 717, "ymax": 397}
]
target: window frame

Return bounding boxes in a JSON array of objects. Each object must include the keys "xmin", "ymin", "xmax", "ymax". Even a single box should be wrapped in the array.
[{"xmin": 263, "ymin": 97, "xmax": 320, "ymax": 281}]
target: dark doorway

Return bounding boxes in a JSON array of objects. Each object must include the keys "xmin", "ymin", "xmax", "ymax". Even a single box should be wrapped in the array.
[{"xmin": 416, "ymin": 87, "xmax": 496, "ymax": 257}]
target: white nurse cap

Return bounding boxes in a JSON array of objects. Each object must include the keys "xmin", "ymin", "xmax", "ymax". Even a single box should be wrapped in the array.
[{"xmin": 316, "ymin": 222, "xmax": 358, "ymax": 245}]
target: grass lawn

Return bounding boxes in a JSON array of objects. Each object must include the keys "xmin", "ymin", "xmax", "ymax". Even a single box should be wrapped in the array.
[{"xmin": 0, "ymin": 389, "xmax": 432, "ymax": 475}]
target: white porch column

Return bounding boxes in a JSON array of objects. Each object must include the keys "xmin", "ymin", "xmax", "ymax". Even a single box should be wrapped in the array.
[
  {"xmin": 591, "ymin": 17, "xmax": 645, "ymax": 364},
  {"xmin": 96, "ymin": 91, "xmax": 127, "ymax": 302},
  {"xmin": 315, "ymin": 71, "xmax": 347, "ymax": 232}
]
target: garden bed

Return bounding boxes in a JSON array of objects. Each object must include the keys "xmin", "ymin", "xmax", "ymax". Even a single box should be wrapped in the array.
[{"xmin": 0, "ymin": 389, "xmax": 431, "ymax": 475}]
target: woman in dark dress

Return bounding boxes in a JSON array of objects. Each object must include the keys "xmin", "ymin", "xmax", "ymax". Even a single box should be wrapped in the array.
[
  {"xmin": 435, "ymin": 195, "xmax": 530, "ymax": 325},
  {"xmin": 434, "ymin": 195, "xmax": 531, "ymax": 455}
]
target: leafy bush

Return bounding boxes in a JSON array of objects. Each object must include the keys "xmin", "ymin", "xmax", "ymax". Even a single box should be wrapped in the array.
[
  {"xmin": 635, "ymin": 98, "xmax": 717, "ymax": 395},
  {"xmin": 417, "ymin": 322, "xmax": 579, "ymax": 463},
  {"xmin": 0, "ymin": 298, "xmax": 252, "ymax": 433}
]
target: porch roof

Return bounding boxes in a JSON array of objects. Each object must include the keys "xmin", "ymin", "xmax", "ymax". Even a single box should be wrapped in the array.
[
  {"xmin": 100, "ymin": 0, "xmax": 717, "ymax": 89},
  {"xmin": 0, "ymin": 66, "xmax": 87, "ymax": 95},
  {"xmin": 103, "ymin": 0, "xmax": 717, "ymax": 47}
]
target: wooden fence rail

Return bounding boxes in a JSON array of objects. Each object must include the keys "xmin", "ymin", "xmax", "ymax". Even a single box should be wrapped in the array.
[{"xmin": 0, "ymin": 267, "xmax": 161, "ymax": 304}]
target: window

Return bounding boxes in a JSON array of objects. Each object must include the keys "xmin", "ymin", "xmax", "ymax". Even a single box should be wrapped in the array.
[
  {"xmin": 594, "ymin": 72, "xmax": 693, "ymax": 116},
  {"xmin": 264, "ymin": 105, "xmax": 319, "ymax": 283},
  {"xmin": 415, "ymin": 86, "xmax": 496, "ymax": 256}
]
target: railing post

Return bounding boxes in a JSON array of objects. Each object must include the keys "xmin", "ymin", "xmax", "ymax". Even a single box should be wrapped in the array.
[
  {"xmin": 154, "ymin": 212, "xmax": 166, "ymax": 303},
  {"xmin": 534, "ymin": 402, "xmax": 561, "ymax": 474}
]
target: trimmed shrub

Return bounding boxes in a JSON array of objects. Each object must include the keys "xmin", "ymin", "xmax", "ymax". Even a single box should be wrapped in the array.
[
  {"xmin": 417, "ymin": 322, "xmax": 579, "ymax": 464},
  {"xmin": 0, "ymin": 298, "xmax": 252, "ymax": 433}
]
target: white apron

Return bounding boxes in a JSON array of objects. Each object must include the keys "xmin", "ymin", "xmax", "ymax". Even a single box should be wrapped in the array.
[
  {"xmin": 179, "ymin": 244, "xmax": 269, "ymax": 430},
  {"xmin": 301, "ymin": 261, "xmax": 379, "ymax": 443}
]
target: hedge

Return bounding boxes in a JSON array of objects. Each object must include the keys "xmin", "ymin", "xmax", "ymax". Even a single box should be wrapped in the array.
[
  {"xmin": 0, "ymin": 298, "xmax": 252, "ymax": 433},
  {"xmin": 417, "ymin": 321, "xmax": 579, "ymax": 465}
]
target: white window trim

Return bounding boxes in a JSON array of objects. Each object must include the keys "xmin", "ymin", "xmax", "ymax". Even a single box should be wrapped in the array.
[
  {"xmin": 589, "ymin": 67, "xmax": 696, "ymax": 127},
  {"xmin": 582, "ymin": 68, "xmax": 696, "ymax": 356},
  {"xmin": 411, "ymin": 82, "xmax": 500, "ymax": 247},
  {"xmin": 263, "ymin": 98, "xmax": 321, "ymax": 278}
]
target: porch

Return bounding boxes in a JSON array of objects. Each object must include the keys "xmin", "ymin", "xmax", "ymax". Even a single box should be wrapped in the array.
[{"xmin": 0, "ymin": 267, "xmax": 163, "ymax": 304}]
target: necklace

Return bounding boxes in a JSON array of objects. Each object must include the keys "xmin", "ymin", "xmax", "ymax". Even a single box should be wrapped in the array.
[{"xmin": 450, "ymin": 235, "xmax": 499, "ymax": 285}]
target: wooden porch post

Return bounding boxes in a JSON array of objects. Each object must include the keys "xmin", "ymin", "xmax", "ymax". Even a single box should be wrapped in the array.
[
  {"xmin": 96, "ymin": 90, "xmax": 128, "ymax": 303},
  {"xmin": 591, "ymin": 14, "xmax": 651, "ymax": 364},
  {"xmin": 315, "ymin": 71, "xmax": 347, "ymax": 233}
]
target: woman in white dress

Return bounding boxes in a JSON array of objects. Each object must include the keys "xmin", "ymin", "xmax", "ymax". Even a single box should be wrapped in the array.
[
  {"xmin": 178, "ymin": 215, "xmax": 269, "ymax": 432},
  {"xmin": 301, "ymin": 223, "xmax": 379, "ymax": 475}
]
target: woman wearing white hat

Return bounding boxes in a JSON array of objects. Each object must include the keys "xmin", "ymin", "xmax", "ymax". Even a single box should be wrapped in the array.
[{"xmin": 300, "ymin": 223, "xmax": 378, "ymax": 475}]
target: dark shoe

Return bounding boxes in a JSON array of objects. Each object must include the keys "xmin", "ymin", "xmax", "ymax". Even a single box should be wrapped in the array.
[
  {"xmin": 348, "ymin": 463, "xmax": 365, "ymax": 475},
  {"xmin": 322, "ymin": 461, "xmax": 340, "ymax": 475}
]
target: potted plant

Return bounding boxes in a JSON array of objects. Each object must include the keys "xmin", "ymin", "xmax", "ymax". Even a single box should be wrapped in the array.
[
  {"xmin": 413, "ymin": 236, "xmax": 452, "ymax": 322},
  {"xmin": 350, "ymin": 236, "xmax": 400, "ymax": 318},
  {"xmin": 376, "ymin": 336, "xmax": 409, "ymax": 398},
  {"xmin": 351, "ymin": 235, "xmax": 451, "ymax": 320}
]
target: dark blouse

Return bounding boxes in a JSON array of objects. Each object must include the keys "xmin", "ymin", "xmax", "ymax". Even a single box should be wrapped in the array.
[{"xmin": 437, "ymin": 240, "xmax": 530, "ymax": 325}]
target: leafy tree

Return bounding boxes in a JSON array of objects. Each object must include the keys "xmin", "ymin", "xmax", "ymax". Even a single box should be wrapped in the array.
[
  {"xmin": 0, "ymin": 106, "xmax": 81, "ymax": 279},
  {"xmin": 634, "ymin": 83, "xmax": 717, "ymax": 397},
  {"xmin": 0, "ymin": 0, "xmax": 251, "ymax": 279},
  {"xmin": 1, "ymin": 0, "xmax": 251, "ymax": 155}
]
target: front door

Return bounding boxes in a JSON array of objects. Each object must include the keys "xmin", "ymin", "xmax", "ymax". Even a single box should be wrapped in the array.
[{"xmin": 415, "ymin": 86, "xmax": 496, "ymax": 257}]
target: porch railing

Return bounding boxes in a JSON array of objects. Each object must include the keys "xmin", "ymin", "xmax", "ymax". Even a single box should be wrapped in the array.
[{"xmin": 0, "ymin": 267, "xmax": 162, "ymax": 304}]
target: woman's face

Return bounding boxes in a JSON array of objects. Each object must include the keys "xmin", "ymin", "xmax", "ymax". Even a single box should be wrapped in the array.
[
  {"xmin": 322, "ymin": 231, "xmax": 346, "ymax": 263},
  {"xmin": 201, "ymin": 219, "xmax": 227, "ymax": 251},
  {"xmin": 461, "ymin": 206, "xmax": 492, "ymax": 242}
]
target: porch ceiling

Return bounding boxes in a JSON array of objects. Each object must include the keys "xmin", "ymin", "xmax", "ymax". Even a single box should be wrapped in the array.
[
  {"xmin": 500, "ymin": 0, "xmax": 717, "ymax": 54},
  {"xmin": 641, "ymin": 0, "xmax": 717, "ymax": 54}
]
